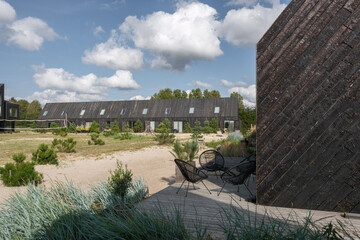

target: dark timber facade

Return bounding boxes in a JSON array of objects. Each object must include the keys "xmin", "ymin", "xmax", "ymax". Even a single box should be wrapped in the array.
[
  {"xmin": 38, "ymin": 98, "xmax": 239, "ymax": 132},
  {"xmin": 0, "ymin": 84, "xmax": 19, "ymax": 132},
  {"xmin": 257, "ymin": 0, "xmax": 359, "ymax": 213}
]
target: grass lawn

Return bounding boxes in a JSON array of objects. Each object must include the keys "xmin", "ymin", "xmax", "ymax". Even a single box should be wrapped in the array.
[{"xmin": 0, "ymin": 132, "xmax": 157, "ymax": 165}]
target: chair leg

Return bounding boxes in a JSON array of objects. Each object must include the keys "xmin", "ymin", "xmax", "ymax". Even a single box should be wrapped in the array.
[
  {"xmin": 218, "ymin": 182, "xmax": 226, "ymax": 196},
  {"xmin": 237, "ymin": 185, "xmax": 240, "ymax": 193},
  {"xmin": 244, "ymin": 183, "xmax": 254, "ymax": 197},
  {"xmin": 176, "ymin": 179, "xmax": 186, "ymax": 194},
  {"xmin": 200, "ymin": 180, "xmax": 212, "ymax": 194},
  {"xmin": 185, "ymin": 182, "xmax": 190, "ymax": 197},
  {"xmin": 193, "ymin": 183, "xmax": 196, "ymax": 190}
]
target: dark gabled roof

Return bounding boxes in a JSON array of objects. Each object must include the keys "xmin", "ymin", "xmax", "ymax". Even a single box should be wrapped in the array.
[{"xmin": 38, "ymin": 98, "xmax": 238, "ymax": 120}]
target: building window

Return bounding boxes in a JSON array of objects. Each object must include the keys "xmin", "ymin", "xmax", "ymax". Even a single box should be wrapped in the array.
[
  {"xmin": 165, "ymin": 107, "xmax": 171, "ymax": 115},
  {"xmin": 142, "ymin": 108, "xmax": 148, "ymax": 115},
  {"xmin": 189, "ymin": 107, "xmax": 194, "ymax": 114},
  {"xmin": 100, "ymin": 109, "xmax": 106, "ymax": 116},
  {"xmin": 214, "ymin": 106, "xmax": 220, "ymax": 113},
  {"xmin": 43, "ymin": 110, "xmax": 48, "ymax": 116},
  {"xmin": 61, "ymin": 110, "xmax": 66, "ymax": 116},
  {"xmin": 120, "ymin": 108, "xmax": 126, "ymax": 115},
  {"xmin": 80, "ymin": 109, "xmax": 85, "ymax": 116},
  {"xmin": 9, "ymin": 107, "xmax": 18, "ymax": 117}
]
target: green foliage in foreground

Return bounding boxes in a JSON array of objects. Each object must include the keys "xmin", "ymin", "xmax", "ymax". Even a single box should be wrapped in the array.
[
  {"xmin": 170, "ymin": 138, "xmax": 199, "ymax": 162},
  {"xmin": 88, "ymin": 133, "xmax": 105, "ymax": 145},
  {"xmin": 32, "ymin": 144, "xmax": 58, "ymax": 165},
  {"xmin": 0, "ymin": 154, "xmax": 43, "ymax": 187},
  {"xmin": 108, "ymin": 161, "xmax": 133, "ymax": 199}
]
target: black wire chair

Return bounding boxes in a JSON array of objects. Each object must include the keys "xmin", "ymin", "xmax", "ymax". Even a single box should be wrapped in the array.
[
  {"xmin": 199, "ymin": 150, "xmax": 226, "ymax": 177},
  {"xmin": 218, "ymin": 160, "xmax": 256, "ymax": 197},
  {"xmin": 174, "ymin": 159, "xmax": 211, "ymax": 197}
]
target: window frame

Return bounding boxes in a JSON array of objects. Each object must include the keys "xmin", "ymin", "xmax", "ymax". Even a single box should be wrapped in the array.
[
  {"xmin": 142, "ymin": 108, "xmax": 148, "ymax": 115},
  {"xmin": 165, "ymin": 107, "xmax": 171, "ymax": 115},
  {"xmin": 189, "ymin": 107, "xmax": 194, "ymax": 114},
  {"xmin": 120, "ymin": 108, "xmax": 126, "ymax": 115},
  {"xmin": 80, "ymin": 109, "xmax": 85, "ymax": 116},
  {"xmin": 43, "ymin": 110, "xmax": 48, "ymax": 116},
  {"xmin": 214, "ymin": 106, "xmax": 220, "ymax": 114},
  {"xmin": 100, "ymin": 109, "xmax": 106, "ymax": 116}
]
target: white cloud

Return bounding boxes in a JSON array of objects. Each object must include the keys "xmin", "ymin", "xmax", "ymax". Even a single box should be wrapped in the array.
[
  {"xmin": 82, "ymin": 30, "xmax": 144, "ymax": 70},
  {"xmin": 220, "ymin": 79, "xmax": 247, "ymax": 88},
  {"xmin": 130, "ymin": 95, "xmax": 150, "ymax": 100},
  {"xmin": 225, "ymin": 0, "xmax": 258, "ymax": 7},
  {"xmin": 119, "ymin": 1, "xmax": 223, "ymax": 71},
  {"xmin": 7, "ymin": 17, "xmax": 59, "ymax": 50},
  {"xmin": 218, "ymin": 1, "xmax": 286, "ymax": 46},
  {"xmin": 193, "ymin": 80, "xmax": 213, "ymax": 89},
  {"xmin": 0, "ymin": 0, "xmax": 16, "ymax": 25},
  {"xmin": 228, "ymin": 84, "xmax": 256, "ymax": 107},
  {"xmin": 28, "ymin": 89, "xmax": 106, "ymax": 106},
  {"xmin": 31, "ymin": 65, "xmax": 140, "ymax": 104},
  {"xmin": 93, "ymin": 25, "xmax": 105, "ymax": 36}
]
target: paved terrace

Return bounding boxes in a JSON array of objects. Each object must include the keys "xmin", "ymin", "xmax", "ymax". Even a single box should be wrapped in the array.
[{"xmin": 140, "ymin": 172, "xmax": 360, "ymax": 239}]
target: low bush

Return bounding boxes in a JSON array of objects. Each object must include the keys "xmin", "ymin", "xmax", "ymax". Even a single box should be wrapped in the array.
[
  {"xmin": 89, "ymin": 120, "xmax": 100, "ymax": 133},
  {"xmin": 133, "ymin": 120, "xmax": 144, "ymax": 133},
  {"xmin": 88, "ymin": 133, "xmax": 105, "ymax": 145},
  {"xmin": 183, "ymin": 122, "xmax": 192, "ymax": 133},
  {"xmin": 50, "ymin": 122, "xmax": 68, "ymax": 137},
  {"xmin": 155, "ymin": 119, "xmax": 175, "ymax": 144},
  {"xmin": 103, "ymin": 123, "xmax": 114, "ymax": 137},
  {"xmin": 191, "ymin": 120, "xmax": 203, "ymax": 139},
  {"xmin": 227, "ymin": 132, "xmax": 244, "ymax": 142},
  {"xmin": 67, "ymin": 122, "xmax": 77, "ymax": 133},
  {"xmin": 0, "ymin": 153, "xmax": 43, "ymax": 187},
  {"xmin": 108, "ymin": 161, "xmax": 133, "ymax": 199},
  {"xmin": 203, "ymin": 120, "xmax": 213, "ymax": 134},
  {"xmin": 32, "ymin": 144, "xmax": 58, "ymax": 165},
  {"xmin": 52, "ymin": 138, "xmax": 77, "ymax": 153},
  {"xmin": 112, "ymin": 120, "xmax": 120, "ymax": 134},
  {"xmin": 170, "ymin": 138, "xmax": 199, "ymax": 162},
  {"xmin": 209, "ymin": 118, "xmax": 220, "ymax": 133}
]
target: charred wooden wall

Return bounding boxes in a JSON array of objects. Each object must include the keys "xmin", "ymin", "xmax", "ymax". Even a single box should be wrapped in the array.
[{"xmin": 256, "ymin": 0, "xmax": 360, "ymax": 213}]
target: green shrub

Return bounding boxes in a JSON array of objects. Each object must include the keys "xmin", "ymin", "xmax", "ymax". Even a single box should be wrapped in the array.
[
  {"xmin": 103, "ymin": 123, "xmax": 114, "ymax": 137},
  {"xmin": 52, "ymin": 138, "xmax": 77, "ymax": 153},
  {"xmin": 30, "ymin": 122, "xmax": 37, "ymax": 129},
  {"xmin": 227, "ymin": 132, "xmax": 244, "ymax": 142},
  {"xmin": 88, "ymin": 133, "xmax": 105, "ymax": 145},
  {"xmin": 0, "ymin": 154, "xmax": 43, "ymax": 186},
  {"xmin": 170, "ymin": 139, "xmax": 186, "ymax": 160},
  {"xmin": 108, "ymin": 161, "xmax": 133, "ymax": 199},
  {"xmin": 205, "ymin": 139, "xmax": 225, "ymax": 150},
  {"xmin": 183, "ymin": 122, "xmax": 192, "ymax": 133},
  {"xmin": 218, "ymin": 141, "xmax": 252, "ymax": 157},
  {"xmin": 67, "ymin": 122, "xmax": 77, "ymax": 133},
  {"xmin": 32, "ymin": 144, "xmax": 58, "ymax": 165},
  {"xmin": 133, "ymin": 120, "xmax": 144, "ymax": 133},
  {"xmin": 191, "ymin": 120, "xmax": 203, "ymax": 139},
  {"xmin": 112, "ymin": 120, "xmax": 120, "ymax": 134},
  {"xmin": 209, "ymin": 118, "xmax": 220, "ymax": 132},
  {"xmin": 203, "ymin": 120, "xmax": 213, "ymax": 134},
  {"xmin": 38, "ymin": 123, "xmax": 46, "ymax": 133},
  {"xmin": 155, "ymin": 119, "xmax": 175, "ymax": 144},
  {"xmin": 89, "ymin": 120, "xmax": 100, "ymax": 133},
  {"xmin": 183, "ymin": 138, "xmax": 199, "ymax": 162},
  {"xmin": 121, "ymin": 124, "xmax": 133, "ymax": 139}
]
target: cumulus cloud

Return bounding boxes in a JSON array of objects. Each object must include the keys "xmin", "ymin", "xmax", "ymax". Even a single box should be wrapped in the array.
[
  {"xmin": 220, "ymin": 79, "xmax": 247, "ymax": 88},
  {"xmin": 228, "ymin": 84, "xmax": 256, "ymax": 107},
  {"xmin": 0, "ymin": 0, "xmax": 16, "ymax": 25},
  {"xmin": 130, "ymin": 95, "xmax": 151, "ymax": 100},
  {"xmin": 119, "ymin": 1, "xmax": 222, "ymax": 71},
  {"xmin": 193, "ymin": 80, "xmax": 213, "ymax": 89},
  {"xmin": 82, "ymin": 30, "xmax": 144, "ymax": 70},
  {"xmin": 218, "ymin": 1, "xmax": 286, "ymax": 46},
  {"xmin": 30, "ymin": 65, "xmax": 140, "ymax": 104},
  {"xmin": 93, "ymin": 25, "xmax": 105, "ymax": 36},
  {"xmin": 28, "ymin": 89, "xmax": 106, "ymax": 105}
]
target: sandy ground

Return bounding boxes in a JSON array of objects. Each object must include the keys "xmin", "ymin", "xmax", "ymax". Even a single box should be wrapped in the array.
[
  {"xmin": 0, "ymin": 133, "xmax": 227, "ymax": 205},
  {"xmin": 0, "ymin": 146, "xmax": 175, "ymax": 204}
]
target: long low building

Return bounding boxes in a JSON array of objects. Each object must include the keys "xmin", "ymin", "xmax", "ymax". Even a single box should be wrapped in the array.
[{"xmin": 38, "ymin": 98, "xmax": 239, "ymax": 132}]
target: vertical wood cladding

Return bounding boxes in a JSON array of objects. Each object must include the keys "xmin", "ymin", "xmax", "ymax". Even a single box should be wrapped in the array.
[{"xmin": 256, "ymin": 0, "xmax": 360, "ymax": 213}]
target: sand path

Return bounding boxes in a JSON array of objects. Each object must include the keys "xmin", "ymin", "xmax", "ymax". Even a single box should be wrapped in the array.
[{"xmin": 0, "ymin": 146, "xmax": 175, "ymax": 204}]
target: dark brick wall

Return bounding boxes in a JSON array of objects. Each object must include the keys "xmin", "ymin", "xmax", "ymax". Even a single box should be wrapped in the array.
[{"xmin": 256, "ymin": 0, "xmax": 360, "ymax": 213}]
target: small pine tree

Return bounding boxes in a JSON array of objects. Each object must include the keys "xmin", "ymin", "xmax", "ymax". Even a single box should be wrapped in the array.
[
  {"xmin": 52, "ymin": 138, "xmax": 77, "ymax": 153},
  {"xmin": 191, "ymin": 120, "xmax": 203, "ymax": 139},
  {"xmin": 103, "ymin": 123, "xmax": 113, "ymax": 137},
  {"xmin": 112, "ymin": 120, "xmax": 120, "ymax": 134},
  {"xmin": 30, "ymin": 122, "xmax": 37, "ymax": 129},
  {"xmin": 32, "ymin": 144, "xmax": 58, "ymax": 165},
  {"xmin": 88, "ymin": 133, "xmax": 105, "ymax": 145},
  {"xmin": 209, "ymin": 118, "xmax": 220, "ymax": 133},
  {"xmin": 67, "ymin": 122, "xmax": 77, "ymax": 133},
  {"xmin": 108, "ymin": 161, "xmax": 133, "ymax": 199},
  {"xmin": 155, "ymin": 119, "xmax": 175, "ymax": 144},
  {"xmin": 133, "ymin": 120, "xmax": 144, "ymax": 133},
  {"xmin": 203, "ymin": 120, "xmax": 213, "ymax": 134},
  {"xmin": 89, "ymin": 120, "xmax": 100, "ymax": 133},
  {"xmin": 183, "ymin": 122, "xmax": 192, "ymax": 133}
]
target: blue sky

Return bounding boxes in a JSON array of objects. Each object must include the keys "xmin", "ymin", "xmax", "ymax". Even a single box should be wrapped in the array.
[{"xmin": 0, "ymin": 0, "xmax": 290, "ymax": 107}]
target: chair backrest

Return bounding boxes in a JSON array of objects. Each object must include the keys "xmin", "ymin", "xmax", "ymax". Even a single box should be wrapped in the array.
[
  {"xmin": 174, "ymin": 159, "xmax": 199, "ymax": 182},
  {"xmin": 199, "ymin": 150, "xmax": 225, "ymax": 169},
  {"xmin": 225, "ymin": 161, "xmax": 256, "ymax": 185}
]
